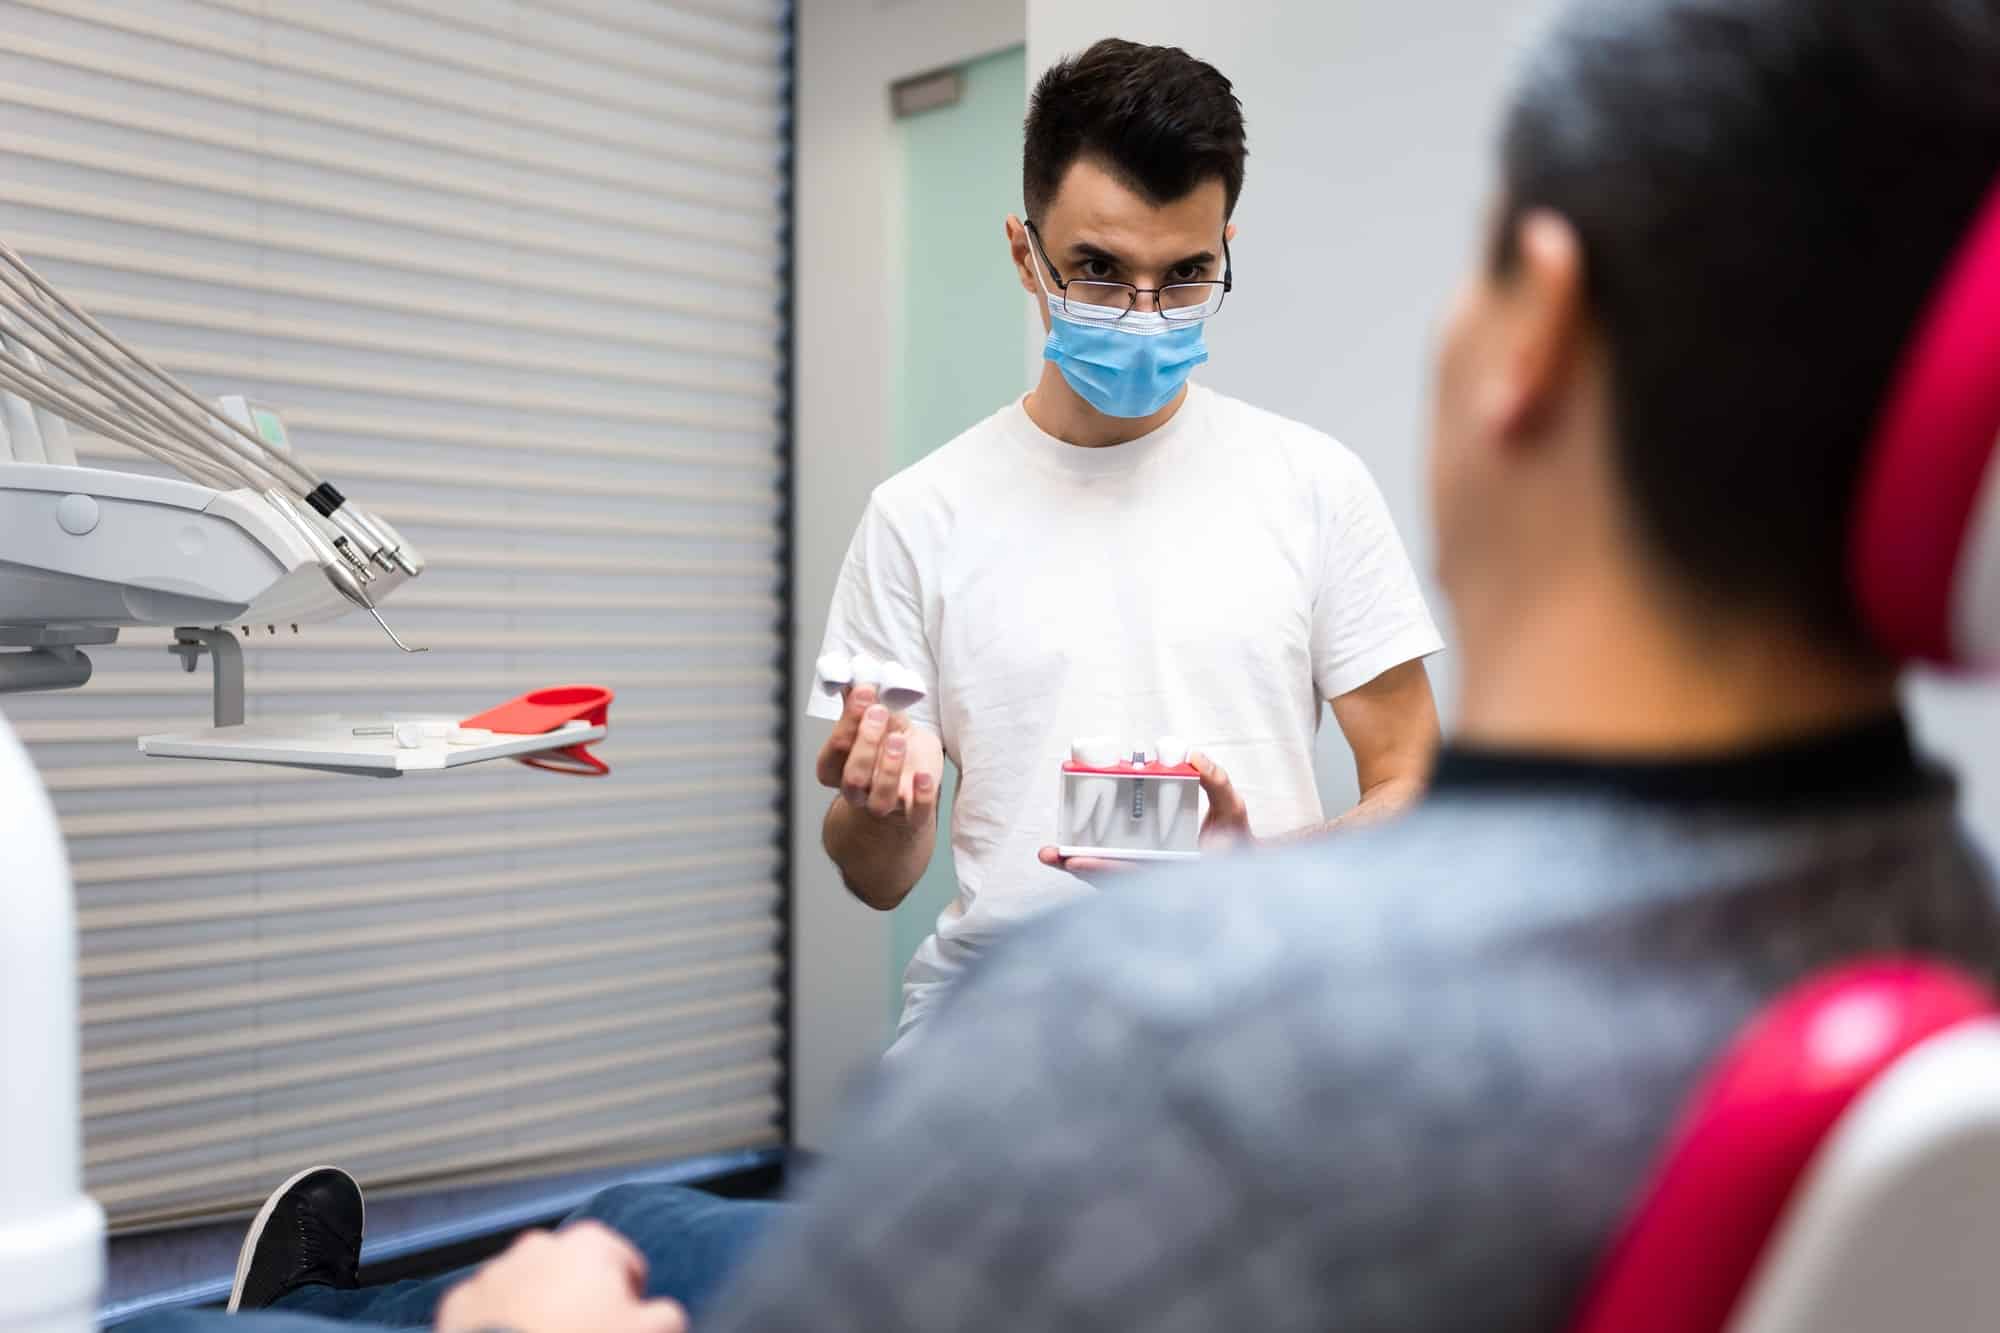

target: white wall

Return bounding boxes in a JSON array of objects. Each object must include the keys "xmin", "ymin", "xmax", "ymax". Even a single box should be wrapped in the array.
[
  {"xmin": 792, "ymin": 0, "xmax": 1026, "ymax": 1150},
  {"xmin": 1026, "ymin": 1, "xmax": 2000, "ymax": 846}
]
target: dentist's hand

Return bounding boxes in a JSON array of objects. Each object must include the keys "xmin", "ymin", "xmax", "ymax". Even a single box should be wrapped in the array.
[
  {"xmin": 1039, "ymin": 750, "xmax": 1252, "ymax": 881},
  {"xmin": 1190, "ymin": 750, "xmax": 1253, "ymax": 849},
  {"xmin": 821, "ymin": 685, "xmax": 946, "ymax": 911},
  {"xmin": 1035, "ymin": 845, "xmax": 1140, "ymax": 880},
  {"xmin": 818, "ymin": 684, "xmax": 942, "ymax": 829}
]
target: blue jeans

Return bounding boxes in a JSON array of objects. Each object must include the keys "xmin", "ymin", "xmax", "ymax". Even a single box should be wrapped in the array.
[{"xmin": 127, "ymin": 1184, "xmax": 783, "ymax": 1332}]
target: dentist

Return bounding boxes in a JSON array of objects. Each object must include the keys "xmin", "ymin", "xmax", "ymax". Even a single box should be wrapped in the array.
[{"xmin": 813, "ymin": 38, "xmax": 1444, "ymax": 1047}]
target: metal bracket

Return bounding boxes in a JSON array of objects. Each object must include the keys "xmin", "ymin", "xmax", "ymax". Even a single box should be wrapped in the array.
[{"xmin": 169, "ymin": 626, "xmax": 244, "ymax": 727}]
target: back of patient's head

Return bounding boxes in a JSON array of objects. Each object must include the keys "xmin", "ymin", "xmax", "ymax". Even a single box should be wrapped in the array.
[{"xmin": 1496, "ymin": 0, "xmax": 2000, "ymax": 660}]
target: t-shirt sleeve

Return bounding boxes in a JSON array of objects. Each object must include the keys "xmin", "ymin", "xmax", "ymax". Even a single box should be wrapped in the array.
[
  {"xmin": 1310, "ymin": 444, "xmax": 1444, "ymax": 701},
  {"xmin": 805, "ymin": 494, "xmax": 941, "ymax": 732}
]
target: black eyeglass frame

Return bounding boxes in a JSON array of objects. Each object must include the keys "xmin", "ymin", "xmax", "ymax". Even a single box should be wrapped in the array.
[{"xmin": 1024, "ymin": 219, "xmax": 1233, "ymax": 322}]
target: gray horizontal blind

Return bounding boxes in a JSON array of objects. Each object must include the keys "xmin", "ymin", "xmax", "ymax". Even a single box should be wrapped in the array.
[{"xmin": 0, "ymin": 0, "xmax": 789, "ymax": 1229}]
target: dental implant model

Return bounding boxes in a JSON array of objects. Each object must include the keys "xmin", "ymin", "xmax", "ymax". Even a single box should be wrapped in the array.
[{"xmin": 1056, "ymin": 735, "xmax": 1200, "ymax": 862}]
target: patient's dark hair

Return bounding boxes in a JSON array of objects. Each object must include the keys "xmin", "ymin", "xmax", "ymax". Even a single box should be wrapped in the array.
[
  {"xmin": 1497, "ymin": 0, "xmax": 2000, "ymax": 656},
  {"xmin": 1023, "ymin": 38, "xmax": 1247, "ymax": 221}
]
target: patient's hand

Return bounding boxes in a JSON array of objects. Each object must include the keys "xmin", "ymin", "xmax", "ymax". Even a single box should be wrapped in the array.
[{"xmin": 436, "ymin": 1222, "xmax": 688, "ymax": 1333}]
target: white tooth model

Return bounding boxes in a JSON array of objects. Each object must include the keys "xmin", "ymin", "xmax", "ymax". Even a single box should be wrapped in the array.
[
  {"xmin": 1069, "ymin": 736, "xmax": 1123, "ymax": 844},
  {"xmin": 1056, "ymin": 735, "xmax": 1201, "ymax": 863},
  {"xmin": 815, "ymin": 650, "xmax": 927, "ymax": 714}
]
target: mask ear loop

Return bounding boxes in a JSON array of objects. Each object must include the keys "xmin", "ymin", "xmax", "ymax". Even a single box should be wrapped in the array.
[
  {"xmin": 1023, "ymin": 221, "xmax": 1066, "ymax": 315},
  {"xmin": 1851, "ymin": 176, "xmax": 2000, "ymax": 667}
]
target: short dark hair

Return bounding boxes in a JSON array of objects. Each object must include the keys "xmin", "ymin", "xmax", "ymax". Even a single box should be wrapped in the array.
[
  {"xmin": 1023, "ymin": 39, "xmax": 1248, "ymax": 222},
  {"xmin": 1497, "ymin": 0, "xmax": 2000, "ymax": 657}
]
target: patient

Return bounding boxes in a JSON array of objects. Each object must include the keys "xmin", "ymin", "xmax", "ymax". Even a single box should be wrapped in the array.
[
  {"xmin": 701, "ymin": 0, "xmax": 2000, "ymax": 1327},
  {"xmin": 133, "ymin": 0, "xmax": 2000, "ymax": 1328}
]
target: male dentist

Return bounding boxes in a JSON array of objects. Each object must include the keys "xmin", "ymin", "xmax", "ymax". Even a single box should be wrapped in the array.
[{"xmin": 811, "ymin": 39, "xmax": 1444, "ymax": 1045}]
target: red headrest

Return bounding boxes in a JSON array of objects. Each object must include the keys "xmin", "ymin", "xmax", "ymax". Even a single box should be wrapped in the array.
[
  {"xmin": 1569, "ymin": 960, "xmax": 1996, "ymax": 1333},
  {"xmin": 1851, "ymin": 178, "xmax": 2000, "ymax": 668}
]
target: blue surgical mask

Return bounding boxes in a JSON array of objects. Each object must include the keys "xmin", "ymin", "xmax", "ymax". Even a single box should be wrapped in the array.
[{"xmin": 1043, "ymin": 300, "xmax": 1209, "ymax": 419}]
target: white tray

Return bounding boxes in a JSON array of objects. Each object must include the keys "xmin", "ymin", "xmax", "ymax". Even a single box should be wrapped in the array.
[
  {"xmin": 138, "ymin": 716, "xmax": 607, "ymax": 777},
  {"xmin": 1055, "ymin": 846, "xmax": 1200, "ymax": 863}
]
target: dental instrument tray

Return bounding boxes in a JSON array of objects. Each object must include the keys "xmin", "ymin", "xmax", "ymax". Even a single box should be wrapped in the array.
[
  {"xmin": 138, "ymin": 686, "xmax": 614, "ymax": 779},
  {"xmin": 1057, "ymin": 738, "xmax": 1202, "ymax": 862}
]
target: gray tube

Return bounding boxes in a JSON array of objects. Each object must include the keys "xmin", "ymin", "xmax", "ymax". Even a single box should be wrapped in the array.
[
  {"xmin": 0, "ymin": 648, "xmax": 92, "ymax": 694},
  {"xmin": 0, "ymin": 311, "xmax": 72, "ymax": 465},
  {"xmin": 0, "ymin": 354, "xmax": 42, "ymax": 463}
]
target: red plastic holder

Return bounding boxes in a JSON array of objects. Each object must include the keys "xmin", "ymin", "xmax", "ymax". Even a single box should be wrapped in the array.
[
  {"xmin": 461, "ymin": 685, "xmax": 614, "ymax": 777},
  {"xmin": 1060, "ymin": 759, "xmax": 1201, "ymax": 779}
]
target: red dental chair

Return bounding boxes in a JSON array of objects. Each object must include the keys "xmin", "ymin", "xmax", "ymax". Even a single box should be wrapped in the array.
[
  {"xmin": 1571, "ymin": 961, "xmax": 2000, "ymax": 1333},
  {"xmin": 1570, "ymin": 136, "xmax": 2000, "ymax": 1333}
]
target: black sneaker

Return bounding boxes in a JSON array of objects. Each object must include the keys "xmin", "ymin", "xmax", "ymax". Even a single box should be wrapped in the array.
[{"xmin": 227, "ymin": 1166, "xmax": 366, "ymax": 1312}]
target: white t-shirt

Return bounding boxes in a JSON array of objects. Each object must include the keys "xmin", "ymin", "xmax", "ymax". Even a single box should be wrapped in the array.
[{"xmin": 808, "ymin": 384, "xmax": 1442, "ymax": 1041}]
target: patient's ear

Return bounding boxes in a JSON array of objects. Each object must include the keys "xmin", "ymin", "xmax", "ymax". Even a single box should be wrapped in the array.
[{"xmin": 1488, "ymin": 210, "xmax": 1589, "ymax": 446}]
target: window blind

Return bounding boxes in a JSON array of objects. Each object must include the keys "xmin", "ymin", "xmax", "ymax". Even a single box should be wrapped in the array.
[{"xmin": 0, "ymin": 0, "xmax": 790, "ymax": 1230}]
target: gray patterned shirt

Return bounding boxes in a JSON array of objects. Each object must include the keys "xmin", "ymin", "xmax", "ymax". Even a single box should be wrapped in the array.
[{"xmin": 718, "ymin": 718, "xmax": 1998, "ymax": 1331}]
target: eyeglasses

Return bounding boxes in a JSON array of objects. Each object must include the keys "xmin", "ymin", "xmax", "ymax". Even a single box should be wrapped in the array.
[{"xmin": 1025, "ymin": 220, "xmax": 1232, "ymax": 323}]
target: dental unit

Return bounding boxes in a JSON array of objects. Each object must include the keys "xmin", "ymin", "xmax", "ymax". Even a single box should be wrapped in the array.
[
  {"xmin": 0, "ymin": 237, "xmax": 609, "ymax": 777},
  {"xmin": 1057, "ymin": 735, "xmax": 1201, "ymax": 862}
]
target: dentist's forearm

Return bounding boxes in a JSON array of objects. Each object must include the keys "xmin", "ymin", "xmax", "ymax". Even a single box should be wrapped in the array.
[
  {"xmin": 1323, "ymin": 773, "xmax": 1427, "ymax": 833},
  {"xmin": 1316, "ymin": 658, "xmax": 1440, "ymax": 839},
  {"xmin": 823, "ymin": 797, "xmax": 936, "ymax": 911},
  {"xmin": 1268, "ymin": 774, "xmax": 1428, "ymax": 845}
]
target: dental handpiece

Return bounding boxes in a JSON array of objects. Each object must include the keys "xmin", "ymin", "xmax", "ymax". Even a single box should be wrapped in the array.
[
  {"xmin": 0, "ymin": 238, "xmax": 421, "ymax": 577},
  {"xmin": 261, "ymin": 491, "xmax": 427, "ymax": 654}
]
